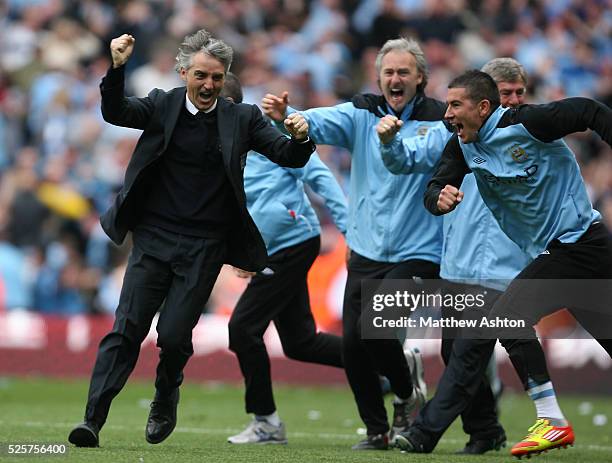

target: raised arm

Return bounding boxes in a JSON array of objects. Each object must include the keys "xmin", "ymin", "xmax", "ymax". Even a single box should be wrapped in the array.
[
  {"xmin": 100, "ymin": 34, "xmax": 154, "ymax": 129},
  {"xmin": 262, "ymin": 92, "xmax": 357, "ymax": 150},
  {"xmin": 248, "ymin": 105, "xmax": 315, "ymax": 168},
  {"xmin": 423, "ymin": 133, "xmax": 471, "ymax": 215},
  {"xmin": 511, "ymin": 97, "xmax": 612, "ymax": 145},
  {"xmin": 379, "ymin": 118, "xmax": 452, "ymax": 174}
]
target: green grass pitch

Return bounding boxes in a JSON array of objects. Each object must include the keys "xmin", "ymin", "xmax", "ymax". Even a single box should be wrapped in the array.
[{"xmin": 0, "ymin": 377, "xmax": 610, "ymax": 462}]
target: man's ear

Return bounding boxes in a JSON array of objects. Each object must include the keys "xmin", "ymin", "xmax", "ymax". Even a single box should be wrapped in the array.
[
  {"xmin": 376, "ymin": 78, "xmax": 382, "ymax": 91},
  {"xmin": 478, "ymin": 99, "xmax": 492, "ymax": 118},
  {"xmin": 179, "ymin": 68, "xmax": 187, "ymax": 82}
]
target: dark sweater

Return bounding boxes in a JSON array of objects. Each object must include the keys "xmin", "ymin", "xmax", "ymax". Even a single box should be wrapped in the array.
[{"xmin": 140, "ymin": 105, "xmax": 239, "ymax": 238}]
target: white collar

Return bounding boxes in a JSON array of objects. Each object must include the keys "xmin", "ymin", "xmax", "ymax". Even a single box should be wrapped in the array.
[{"xmin": 185, "ymin": 93, "xmax": 217, "ymax": 115}]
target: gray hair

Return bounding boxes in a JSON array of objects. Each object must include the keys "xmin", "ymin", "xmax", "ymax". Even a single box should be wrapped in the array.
[
  {"xmin": 175, "ymin": 29, "xmax": 233, "ymax": 73},
  {"xmin": 481, "ymin": 57, "xmax": 528, "ymax": 85},
  {"xmin": 375, "ymin": 37, "xmax": 428, "ymax": 92}
]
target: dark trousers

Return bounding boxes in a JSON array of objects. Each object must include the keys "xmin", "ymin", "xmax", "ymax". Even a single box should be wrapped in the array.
[
  {"xmin": 413, "ymin": 282, "xmax": 504, "ymax": 450},
  {"xmin": 228, "ymin": 236, "xmax": 343, "ymax": 416},
  {"xmin": 85, "ymin": 226, "xmax": 226, "ymax": 427},
  {"xmin": 343, "ymin": 252, "xmax": 440, "ymax": 435},
  {"xmin": 491, "ymin": 222, "xmax": 612, "ymax": 388}
]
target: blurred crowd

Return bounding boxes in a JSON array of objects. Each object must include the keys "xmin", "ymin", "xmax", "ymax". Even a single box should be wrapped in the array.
[{"xmin": 0, "ymin": 0, "xmax": 610, "ymax": 315}]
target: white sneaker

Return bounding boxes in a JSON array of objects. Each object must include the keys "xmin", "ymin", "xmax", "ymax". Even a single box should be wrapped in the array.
[
  {"xmin": 227, "ymin": 419, "xmax": 288, "ymax": 444},
  {"xmin": 390, "ymin": 347, "xmax": 427, "ymax": 443}
]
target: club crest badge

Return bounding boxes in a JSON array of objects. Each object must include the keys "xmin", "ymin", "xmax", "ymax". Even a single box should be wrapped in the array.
[
  {"xmin": 508, "ymin": 144, "xmax": 528, "ymax": 163},
  {"xmin": 417, "ymin": 126, "xmax": 429, "ymax": 136}
]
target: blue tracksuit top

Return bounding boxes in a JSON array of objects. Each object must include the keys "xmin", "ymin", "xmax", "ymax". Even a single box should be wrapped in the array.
[
  {"xmin": 379, "ymin": 121, "xmax": 531, "ymax": 290},
  {"xmin": 280, "ymin": 92, "xmax": 449, "ymax": 263},
  {"xmin": 244, "ymin": 151, "xmax": 347, "ymax": 256},
  {"xmin": 425, "ymin": 98, "xmax": 612, "ymax": 259},
  {"xmin": 441, "ymin": 174, "xmax": 532, "ymax": 290}
]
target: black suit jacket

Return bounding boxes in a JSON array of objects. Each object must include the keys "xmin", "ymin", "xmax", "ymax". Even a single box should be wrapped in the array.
[{"xmin": 99, "ymin": 66, "xmax": 315, "ymax": 271}]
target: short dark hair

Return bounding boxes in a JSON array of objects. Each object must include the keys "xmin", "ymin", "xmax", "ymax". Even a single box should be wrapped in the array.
[
  {"xmin": 448, "ymin": 70, "xmax": 500, "ymax": 107},
  {"xmin": 220, "ymin": 72, "xmax": 243, "ymax": 104}
]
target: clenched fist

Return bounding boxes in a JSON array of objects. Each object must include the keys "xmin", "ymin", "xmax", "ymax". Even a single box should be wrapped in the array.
[
  {"xmin": 284, "ymin": 113, "xmax": 309, "ymax": 141},
  {"xmin": 376, "ymin": 115, "xmax": 404, "ymax": 144},
  {"xmin": 437, "ymin": 184, "xmax": 464, "ymax": 213},
  {"xmin": 110, "ymin": 34, "xmax": 135, "ymax": 68},
  {"xmin": 262, "ymin": 92, "xmax": 289, "ymax": 122}
]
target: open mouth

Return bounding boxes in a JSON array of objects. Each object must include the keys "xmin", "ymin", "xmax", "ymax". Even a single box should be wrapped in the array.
[
  {"xmin": 452, "ymin": 122, "xmax": 464, "ymax": 137},
  {"xmin": 199, "ymin": 91, "xmax": 213, "ymax": 101},
  {"xmin": 389, "ymin": 88, "xmax": 404, "ymax": 102}
]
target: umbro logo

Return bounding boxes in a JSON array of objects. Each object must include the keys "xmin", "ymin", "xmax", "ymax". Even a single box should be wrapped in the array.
[
  {"xmin": 540, "ymin": 250, "xmax": 550, "ymax": 255},
  {"xmin": 473, "ymin": 157, "xmax": 486, "ymax": 164}
]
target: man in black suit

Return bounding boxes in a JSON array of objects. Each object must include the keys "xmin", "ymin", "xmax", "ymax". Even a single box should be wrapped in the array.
[{"xmin": 68, "ymin": 29, "xmax": 315, "ymax": 448}]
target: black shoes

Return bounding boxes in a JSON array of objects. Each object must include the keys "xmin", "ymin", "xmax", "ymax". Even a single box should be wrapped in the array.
[
  {"xmin": 69, "ymin": 388, "xmax": 180, "ymax": 447},
  {"xmin": 145, "ymin": 388, "xmax": 179, "ymax": 444},
  {"xmin": 394, "ymin": 427, "xmax": 430, "ymax": 453},
  {"xmin": 351, "ymin": 433, "xmax": 389, "ymax": 450},
  {"xmin": 68, "ymin": 421, "xmax": 100, "ymax": 447},
  {"xmin": 456, "ymin": 431, "xmax": 507, "ymax": 455}
]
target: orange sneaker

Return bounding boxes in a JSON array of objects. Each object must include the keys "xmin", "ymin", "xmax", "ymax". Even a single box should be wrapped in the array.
[{"xmin": 511, "ymin": 419, "xmax": 574, "ymax": 459}]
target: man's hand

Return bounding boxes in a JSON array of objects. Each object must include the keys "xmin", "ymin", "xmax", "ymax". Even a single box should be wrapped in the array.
[
  {"xmin": 232, "ymin": 267, "xmax": 256, "ymax": 279},
  {"xmin": 376, "ymin": 115, "xmax": 403, "ymax": 144},
  {"xmin": 284, "ymin": 113, "xmax": 309, "ymax": 141},
  {"xmin": 437, "ymin": 185, "xmax": 464, "ymax": 213},
  {"xmin": 110, "ymin": 34, "xmax": 135, "ymax": 68},
  {"xmin": 262, "ymin": 91, "xmax": 289, "ymax": 122}
]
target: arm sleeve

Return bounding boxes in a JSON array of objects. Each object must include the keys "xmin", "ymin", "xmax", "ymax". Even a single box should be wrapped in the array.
[
  {"xmin": 100, "ymin": 65, "xmax": 155, "ymax": 129},
  {"xmin": 423, "ymin": 133, "xmax": 471, "ymax": 215},
  {"xmin": 380, "ymin": 123, "xmax": 452, "ymax": 174},
  {"xmin": 274, "ymin": 103, "xmax": 357, "ymax": 151},
  {"xmin": 295, "ymin": 153, "xmax": 348, "ymax": 235},
  {"xmin": 249, "ymin": 105, "xmax": 315, "ymax": 168},
  {"xmin": 516, "ymin": 98, "xmax": 612, "ymax": 145}
]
